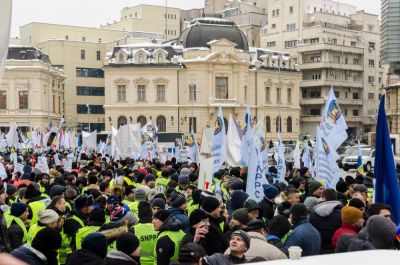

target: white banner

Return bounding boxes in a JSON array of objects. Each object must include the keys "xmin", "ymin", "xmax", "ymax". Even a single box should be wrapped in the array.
[
  {"xmin": 240, "ymin": 105, "xmax": 252, "ymax": 167},
  {"xmin": 211, "ymin": 106, "xmax": 226, "ymax": 173},
  {"xmin": 82, "ymin": 130, "xmax": 97, "ymax": 150},
  {"xmin": 226, "ymin": 114, "xmax": 242, "ymax": 167}
]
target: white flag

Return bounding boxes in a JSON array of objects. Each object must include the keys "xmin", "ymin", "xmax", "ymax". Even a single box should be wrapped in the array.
[
  {"xmin": 226, "ymin": 115, "xmax": 241, "ymax": 167},
  {"xmin": 187, "ymin": 129, "xmax": 200, "ymax": 164},
  {"xmin": 240, "ymin": 105, "xmax": 252, "ymax": 167},
  {"xmin": 276, "ymin": 133, "xmax": 286, "ymax": 181},
  {"xmin": 0, "ymin": 161, "xmax": 7, "ymax": 180},
  {"xmin": 0, "ymin": 0, "xmax": 12, "ymax": 82},
  {"xmin": 302, "ymin": 144, "xmax": 311, "ymax": 168},
  {"xmin": 211, "ymin": 106, "xmax": 226, "ymax": 173},
  {"xmin": 320, "ymin": 87, "xmax": 348, "ymax": 150},
  {"xmin": 82, "ymin": 130, "xmax": 97, "ymax": 150},
  {"xmin": 293, "ymin": 143, "xmax": 301, "ymax": 169}
]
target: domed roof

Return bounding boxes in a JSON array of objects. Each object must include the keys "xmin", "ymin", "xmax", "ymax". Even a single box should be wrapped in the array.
[{"xmin": 177, "ymin": 17, "xmax": 249, "ymax": 51}]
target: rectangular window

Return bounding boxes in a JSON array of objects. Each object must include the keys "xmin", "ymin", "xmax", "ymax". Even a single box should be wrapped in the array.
[
  {"xmin": 353, "ymin": 109, "xmax": 359, "ymax": 116},
  {"xmin": 157, "ymin": 85, "xmax": 166, "ymax": 102},
  {"xmin": 76, "ymin": 68, "xmax": 104, "ymax": 78},
  {"xmin": 285, "ymin": 40, "xmax": 297, "ymax": 48},
  {"xmin": 272, "ymin": 10, "xmax": 275, "ymax": 16},
  {"xmin": 351, "ymin": 41, "xmax": 356, "ymax": 47},
  {"xmin": 244, "ymin": 86, "xmax": 247, "ymax": 101},
  {"xmin": 277, "ymin": 87, "xmax": 281, "ymax": 103},
  {"xmin": 368, "ymin": 42, "xmax": 375, "ymax": 50},
  {"xmin": 58, "ymin": 95, "xmax": 61, "ymax": 113},
  {"xmin": 82, "ymin": 37, "xmax": 86, "ymax": 41},
  {"xmin": 267, "ymin": 41, "xmax": 276, "ymax": 47},
  {"xmin": 311, "ymin": 73, "xmax": 321, "ymax": 80},
  {"xmin": 345, "ymin": 58, "xmax": 349, "ymax": 64},
  {"xmin": 65, "ymin": 35, "xmax": 68, "ymax": 40},
  {"xmin": 287, "ymin": 88, "xmax": 292, "ymax": 103},
  {"xmin": 265, "ymin": 87, "xmax": 270, "ymax": 102},
  {"xmin": 368, "ymin": 25, "xmax": 374, "ymax": 32},
  {"xmin": 189, "ymin": 84, "xmax": 197, "ymax": 101},
  {"xmin": 19, "ymin": 91, "xmax": 28, "ymax": 109},
  {"xmin": 286, "ymin": 23, "xmax": 296, "ymax": 31},
  {"xmin": 81, "ymin": 50, "xmax": 85, "ymax": 60},
  {"xmin": 353, "ymin": 58, "xmax": 360, "ymax": 65},
  {"xmin": 334, "ymin": 91, "xmax": 340, "ymax": 98},
  {"xmin": 310, "ymin": 109, "xmax": 321, "ymax": 115},
  {"xmin": 76, "ymin": 105, "xmax": 105, "ymax": 114},
  {"xmin": 289, "ymin": 6, "xmax": 294, "ymax": 13},
  {"xmin": 331, "ymin": 38, "xmax": 337, "ymax": 45},
  {"xmin": 96, "ymin": 51, "xmax": 101, "ymax": 61},
  {"xmin": 276, "ymin": 9, "xmax": 279, "ymax": 16},
  {"xmin": 271, "ymin": 24, "xmax": 276, "ymax": 29},
  {"xmin": 137, "ymin": 85, "xmax": 146, "ymax": 101},
  {"xmin": 368, "ymin": 76, "xmax": 375, "ymax": 83},
  {"xmin": 368, "ymin": 59, "xmax": 375, "ymax": 66},
  {"xmin": 0, "ymin": 91, "xmax": 6, "ymax": 109},
  {"xmin": 53, "ymin": 95, "xmax": 56, "ymax": 112},
  {"xmin": 311, "ymin": 56, "xmax": 321, "ymax": 62},
  {"xmin": 353, "ymin": 92, "xmax": 359, "ymax": 99},
  {"xmin": 117, "ymin": 85, "xmax": 126, "ymax": 102},
  {"xmin": 76, "ymin": 86, "xmax": 105, "ymax": 96},
  {"xmin": 189, "ymin": 117, "xmax": 197, "ymax": 133},
  {"xmin": 368, "ymin": 93, "xmax": 375, "ymax": 100},
  {"xmin": 310, "ymin": 38, "xmax": 319, "ymax": 44},
  {"xmin": 215, "ymin": 77, "xmax": 228, "ymax": 99}
]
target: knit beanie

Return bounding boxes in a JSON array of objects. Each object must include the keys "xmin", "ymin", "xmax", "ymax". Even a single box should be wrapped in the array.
[
  {"xmin": 152, "ymin": 198, "xmax": 166, "ymax": 209},
  {"xmin": 191, "ymin": 189, "xmax": 202, "ymax": 204},
  {"xmin": 88, "ymin": 208, "xmax": 106, "ymax": 224},
  {"xmin": 10, "ymin": 202, "xmax": 28, "ymax": 217},
  {"xmin": 308, "ymin": 180, "xmax": 322, "ymax": 195},
  {"xmin": 144, "ymin": 174, "xmax": 156, "ymax": 183},
  {"xmin": 178, "ymin": 175, "xmax": 189, "ymax": 185},
  {"xmin": 170, "ymin": 192, "xmax": 187, "ymax": 208},
  {"xmin": 290, "ymin": 203, "xmax": 308, "ymax": 221},
  {"xmin": 262, "ymin": 184, "xmax": 279, "ymax": 199},
  {"xmin": 348, "ymin": 198, "xmax": 365, "ymax": 209},
  {"xmin": 31, "ymin": 227, "xmax": 62, "ymax": 262},
  {"xmin": 341, "ymin": 206, "xmax": 363, "ymax": 224},
  {"xmin": 138, "ymin": 201, "xmax": 153, "ymax": 222},
  {"xmin": 180, "ymin": 168, "xmax": 190, "ymax": 176},
  {"xmin": 49, "ymin": 185, "xmax": 65, "ymax": 198},
  {"xmin": 189, "ymin": 209, "xmax": 208, "ymax": 227},
  {"xmin": 336, "ymin": 180, "xmax": 349, "ymax": 193},
  {"xmin": 230, "ymin": 190, "xmax": 250, "ymax": 210},
  {"xmin": 116, "ymin": 232, "xmax": 140, "ymax": 256},
  {"xmin": 201, "ymin": 196, "xmax": 221, "ymax": 214},
  {"xmin": 38, "ymin": 209, "xmax": 59, "ymax": 224},
  {"xmin": 232, "ymin": 208, "xmax": 250, "ymax": 225},
  {"xmin": 231, "ymin": 230, "xmax": 251, "ymax": 249},
  {"xmin": 82, "ymin": 232, "xmax": 108, "ymax": 259},
  {"xmin": 6, "ymin": 184, "xmax": 17, "ymax": 196},
  {"xmin": 299, "ymin": 167, "xmax": 309, "ymax": 176},
  {"xmin": 153, "ymin": 209, "xmax": 171, "ymax": 222},
  {"xmin": 109, "ymin": 204, "xmax": 129, "ymax": 223},
  {"xmin": 268, "ymin": 215, "xmax": 291, "ymax": 239},
  {"xmin": 135, "ymin": 188, "xmax": 146, "ymax": 201}
]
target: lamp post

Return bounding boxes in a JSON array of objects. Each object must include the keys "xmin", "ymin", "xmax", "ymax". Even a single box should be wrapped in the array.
[{"xmin": 86, "ymin": 103, "xmax": 91, "ymax": 132}]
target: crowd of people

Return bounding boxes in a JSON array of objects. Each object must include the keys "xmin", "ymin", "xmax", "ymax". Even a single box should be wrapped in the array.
[{"xmin": 0, "ymin": 150, "xmax": 398, "ymax": 265}]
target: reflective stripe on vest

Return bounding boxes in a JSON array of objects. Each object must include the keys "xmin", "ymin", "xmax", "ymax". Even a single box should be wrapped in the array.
[
  {"xmin": 134, "ymin": 223, "xmax": 157, "ymax": 265},
  {"xmin": 154, "ymin": 230, "xmax": 185, "ymax": 263},
  {"xmin": 123, "ymin": 200, "xmax": 139, "ymax": 220},
  {"xmin": 27, "ymin": 224, "xmax": 44, "ymax": 244},
  {"xmin": 28, "ymin": 200, "xmax": 47, "ymax": 226},
  {"xmin": 68, "ymin": 215, "xmax": 85, "ymax": 228},
  {"xmin": 59, "ymin": 229, "xmax": 71, "ymax": 265},
  {"xmin": 123, "ymin": 176, "xmax": 135, "ymax": 186},
  {"xmin": 6, "ymin": 215, "xmax": 28, "ymax": 244},
  {"xmin": 75, "ymin": 226, "xmax": 99, "ymax": 250}
]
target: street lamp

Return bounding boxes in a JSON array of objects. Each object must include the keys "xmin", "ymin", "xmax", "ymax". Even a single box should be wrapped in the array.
[{"xmin": 86, "ymin": 103, "xmax": 91, "ymax": 132}]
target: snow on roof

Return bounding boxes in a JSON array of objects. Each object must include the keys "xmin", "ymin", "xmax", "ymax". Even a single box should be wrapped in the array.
[{"xmin": 182, "ymin": 47, "xmax": 210, "ymax": 52}]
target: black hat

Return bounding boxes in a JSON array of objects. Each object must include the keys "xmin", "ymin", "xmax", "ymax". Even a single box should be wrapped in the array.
[
  {"xmin": 170, "ymin": 192, "xmax": 187, "ymax": 208},
  {"xmin": 153, "ymin": 209, "xmax": 171, "ymax": 222},
  {"xmin": 144, "ymin": 174, "xmax": 156, "ymax": 183},
  {"xmin": 82, "ymin": 232, "xmax": 108, "ymax": 259},
  {"xmin": 232, "ymin": 208, "xmax": 250, "ymax": 225},
  {"xmin": 201, "ymin": 196, "xmax": 220, "ymax": 214},
  {"xmin": 49, "ymin": 185, "xmax": 65, "ymax": 198},
  {"xmin": 179, "ymin": 242, "xmax": 206, "ymax": 263},
  {"xmin": 24, "ymin": 183, "xmax": 41, "ymax": 200},
  {"xmin": 336, "ymin": 179, "xmax": 349, "ymax": 193},
  {"xmin": 348, "ymin": 198, "xmax": 365, "ymax": 209},
  {"xmin": 88, "ymin": 208, "xmax": 106, "ymax": 224},
  {"xmin": 116, "ymin": 232, "xmax": 140, "ymax": 256},
  {"xmin": 152, "ymin": 198, "xmax": 166, "ymax": 209},
  {"xmin": 32, "ymin": 227, "xmax": 62, "ymax": 251},
  {"xmin": 74, "ymin": 194, "xmax": 94, "ymax": 209},
  {"xmin": 246, "ymin": 219, "xmax": 266, "ymax": 232},
  {"xmin": 189, "ymin": 209, "xmax": 208, "ymax": 227},
  {"xmin": 6, "ymin": 184, "xmax": 17, "ymax": 196},
  {"xmin": 231, "ymin": 230, "xmax": 251, "ymax": 249},
  {"xmin": 299, "ymin": 167, "xmax": 309, "ymax": 176},
  {"xmin": 178, "ymin": 175, "xmax": 189, "ymax": 185},
  {"xmin": 268, "ymin": 215, "xmax": 291, "ymax": 239},
  {"xmin": 290, "ymin": 203, "xmax": 308, "ymax": 219},
  {"xmin": 138, "ymin": 201, "xmax": 153, "ymax": 222}
]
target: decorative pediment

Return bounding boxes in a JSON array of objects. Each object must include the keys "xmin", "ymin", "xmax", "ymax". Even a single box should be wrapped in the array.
[
  {"xmin": 207, "ymin": 51, "xmax": 242, "ymax": 64},
  {"xmin": 115, "ymin": 50, "xmax": 129, "ymax": 64},
  {"xmin": 133, "ymin": 77, "xmax": 149, "ymax": 84},
  {"xmin": 153, "ymin": 77, "xmax": 169, "ymax": 84},
  {"xmin": 132, "ymin": 49, "xmax": 149, "ymax": 64},
  {"xmin": 113, "ymin": 78, "xmax": 129, "ymax": 84},
  {"xmin": 207, "ymin": 38, "xmax": 237, "ymax": 48},
  {"xmin": 153, "ymin": 49, "xmax": 169, "ymax": 63}
]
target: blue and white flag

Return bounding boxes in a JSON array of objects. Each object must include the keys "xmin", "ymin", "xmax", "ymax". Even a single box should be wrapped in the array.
[
  {"xmin": 320, "ymin": 87, "xmax": 348, "ymax": 150},
  {"xmin": 240, "ymin": 105, "xmax": 252, "ymax": 167},
  {"xmin": 357, "ymin": 139, "xmax": 364, "ymax": 175},
  {"xmin": 302, "ymin": 144, "xmax": 312, "ymax": 168},
  {"xmin": 246, "ymin": 132, "xmax": 268, "ymax": 202},
  {"xmin": 293, "ymin": 143, "xmax": 301, "ymax": 169},
  {"xmin": 277, "ymin": 133, "xmax": 286, "ymax": 181},
  {"xmin": 211, "ymin": 106, "xmax": 226, "ymax": 173}
]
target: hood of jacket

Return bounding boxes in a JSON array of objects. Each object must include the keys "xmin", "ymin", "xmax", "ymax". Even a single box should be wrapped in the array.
[
  {"xmin": 247, "ymin": 231, "xmax": 266, "ymax": 241},
  {"xmin": 107, "ymin": 250, "xmax": 136, "ymax": 262},
  {"xmin": 168, "ymin": 207, "xmax": 185, "ymax": 216},
  {"xmin": 366, "ymin": 215, "xmax": 398, "ymax": 249},
  {"xmin": 159, "ymin": 215, "xmax": 182, "ymax": 232},
  {"xmin": 313, "ymin": 201, "xmax": 342, "ymax": 217}
]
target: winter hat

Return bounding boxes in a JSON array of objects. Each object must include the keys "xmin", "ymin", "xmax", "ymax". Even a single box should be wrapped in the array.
[
  {"xmin": 110, "ymin": 205, "xmax": 129, "ymax": 223},
  {"xmin": 268, "ymin": 166, "xmax": 278, "ymax": 174},
  {"xmin": 336, "ymin": 180, "xmax": 349, "ymax": 193},
  {"xmin": 82, "ymin": 232, "xmax": 108, "ymax": 259},
  {"xmin": 170, "ymin": 173, "xmax": 179, "ymax": 182},
  {"xmin": 230, "ymin": 190, "xmax": 249, "ymax": 210},
  {"xmin": 244, "ymin": 199, "xmax": 262, "ymax": 212},
  {"xmin": 74, "ymin": 194, "xmax": 94, "ymax": 209},
  {"xmin": 192, "ymin": 189, "xmax": 202, "ymax": 204},
  {"xmin": 308, "ymin": 180, "xmax": 322, "ymax": 195},
  {"xmin": 135, "ymin": 188, "xmax": 146, "ymax": 201},
  {"xmin": 138, "ymin": 168, "xmax": 148, "ymax": 175},
  {"xmin": 353, "ymin": 184, "xmax": 368, "ymax": 193},
  {"xmin": 153, "ymin": 209, "xmax": 171, "ymax": 222},
  {"xmin": 268, "ymin": 215, "xmax": 291, "ymax": 239},
  {"xmin": 366, "ymin": 215, "xmax": 398, "ymax": 249},
  {"xmin": 246, "ymin": 219, "xmax": 266, "ymax": 232},
  {"xmin": 189, "ymin": 209, "xmax": 208, "ymax": 227},
  {"xmin": 125, "ymin": 186, "xmax": 135, "ymax": 196},
  {"xmin": 144, "ymin": 174, "xmax": 156, "ymax": 183},
  {"xmin": 231, "ymin": 230, "xmax": 251, "ymax": 249},
  {"xmin": 88, "ymin": 208, "xmax": 106, "ymax": 224},
  {"xmin": 179, "ymin": 242, "xmax": 206, "ymax": 264},
  {"xmin": 49, "ymin": 185, "xmax": 65, "ymax": 198},
  {"xmin": 138, "ymin": 201, "xmax": 153, "ymax": 222},
  {"xmin": 341, "ymin": 206, "xmax": 363, "ymax": 224},
  {"xmin": 152, "ymin": 198, "xmax": 166, "ymax": 209},
  {"xmin": 32, "ymin": 227, "xmax": 62, "ymax": 251},
  {"xmin": 107, "ymin": 195, "xmax": 120, "ymax": 205},
  {"xmin": 290, "ymin": 203, "xmax": 308, "ymax": 220},
  {"xmin": 161, "ymin": 169, "xmax": 170, "ymax": 178},
  {"xmin": 262, "ymin": 184, "xmax": 279, "ymax": 199},
  {"xmin": 10, "ymin": 202, "xmax": 28, "ymax": 217},
  {"xmin": 116, "ymin": 232, "xmax": 140, "ymax": 256},
  {"xmin": 38, "ymin": 209, "xmax": 59, "ymax": 224},
  {"xmin": 228, "ymin": 181, "xmax": 243, "ymax": 191},
  {"xmin": 232, "ymin": 208, "xmax": 250, "ymax": 225},
  {"xmin": 180, "ymin": 168, "xmax": 190, "ymax": 176},
  {"xmin": 303, "ymin": 196, "xmax": 320, "ymax": 212},
  {"xmin": 178, "ymin": 175, "xmax": 189, "ymax": 185},
  {"xmin": 24, "ymin": 183, "xmax": 41, "ymax": 200},
  {"xmin": 6, "ymin": 184, "xmax": 17, "ymax": 196},
  {"xmin": 171, "ymin": 192, "xmax": 187, "ymax": 208},
  {"xmin": 201, "ymin": 196, "xmax": 221, "ymax": 214},
  {"xmin": 299, "ymin": 167, "xmax": 309, "ymax": 176},
  {"xmin": 348, "ymin": 198, "xmax": 365, "ymax": 210}
]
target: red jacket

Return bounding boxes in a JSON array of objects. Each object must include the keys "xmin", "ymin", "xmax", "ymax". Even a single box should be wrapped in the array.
[{"xmin": 332, "ymin": 223, "xmax": 359, "ymax": 249}]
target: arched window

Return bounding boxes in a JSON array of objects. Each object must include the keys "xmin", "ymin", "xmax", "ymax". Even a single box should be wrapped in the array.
[
  {"xmin": 276, "ymin": 116, "xmax": 282, "ymax": 133},
  {"xmin": 117, "ymin": 116, "xmax": 127, "ymax": 128},
  {"xmin": 137, "ymin": 115, "xmax": 147, "ymax": 127},
  {"xmin": 287, "ymin": 116, "xmax": 293, "ymax": 133},
  {"xmin": 138, "ymin": 53, "xmax": 144, "ymax": 63},
  {"xmin": 265, "ymin": 116, "xmax": 271, "ymax": 133},
  {"xmin": 157, "ymin": 116, "xmax": 166, "ymax": 132},
  {"xmin": 157, "ymin": 53, "xmax": 163, "ymax": 63}
]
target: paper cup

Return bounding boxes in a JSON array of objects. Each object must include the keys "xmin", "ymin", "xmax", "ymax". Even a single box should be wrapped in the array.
[{"xmin": 288, "ymin": 246, "xmax": 302, "ymax": 260}]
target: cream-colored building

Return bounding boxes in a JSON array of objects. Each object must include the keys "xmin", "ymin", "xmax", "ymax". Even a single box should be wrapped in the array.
[
  {"xmin": 104, "ymin": 18, "xmax": 301, "ymax": 140},
  {"xmin": 0, "ymin": 46, "xmax": 64, "ymax": 132},
  {"xmin": 101, "ymin": 4, "xmax": 181, "ymax": 41},
  {"xmin": 385, "ymin": 74, "xmax": 400, "ymax": 134},
  {"xmin": 260, "ymin": 0, "xmax": 383, "ymax": 138}
]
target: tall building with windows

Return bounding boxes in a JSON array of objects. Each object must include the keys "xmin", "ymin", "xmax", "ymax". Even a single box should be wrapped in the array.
[
  {"xmin": 104, "ymin": 18, "xmax": 302, "ymax": 140},
  {"xmin": 260, "ymin": 0, "xmax": 383, "ymax": 137},
  {"xmin": 0, "ymin": 46, "xmax": 64, "ymax": 131}
]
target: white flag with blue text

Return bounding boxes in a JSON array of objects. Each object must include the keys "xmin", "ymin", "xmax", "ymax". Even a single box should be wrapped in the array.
[
  {"xmin": 240, "ymin": 105, "xmax": 252, "ymax": 167},
  {"xmin": 211, "ymin": 106, "xmax": 226, "ymax": 173},
  {"xmin": 277, "ymin": 134, "xmax": 286, "ymax": 181}
]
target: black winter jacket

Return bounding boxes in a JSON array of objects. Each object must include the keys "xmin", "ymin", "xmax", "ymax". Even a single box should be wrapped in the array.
[
  {"xmin": 7, "ymin": 220, "xmax": 25, "ymax": 250},
  {"xmin": 11, "ymin": 245, "xmax": 47, "ymax": 265},
  {"xmin": 203, "ymin": 214, "xmax": 229, "ymax": 255},
  {"xmin": 67, "ymin": 249, "xmax": 106, "ymax": 265}
]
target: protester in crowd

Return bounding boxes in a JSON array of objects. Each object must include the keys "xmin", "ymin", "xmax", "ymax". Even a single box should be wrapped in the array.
[
  {"xmin": 259, "ymin": 184, "xmax": 279, "ymax": 221},
  {"xmin": 6, "ymin": 203, "xmax": 29, "ymax": 250},
  {"xmin": 331, "ymin": 206, "xmax": 364, "ymax": 249},
  {"xmin": 168, "ymin": 191, "xmax": 190, "ymax": 232},
  {"xmin": 75, "ymin": 208, "xmax": 106, "ymax": 250},
  {"xmin": 181, "ymin": 209, "xmax": 210, "ymax": 250},
  {"xmin": 24, "ymin": 183, "xmax": 49, "ymax": 226},
  {"xmin": 266, "ymin": 215, "xmax": 291, "ymax": 256},
  {"xmin": 67, "ymin": 232, "xmax": 108, "ymax": 265},
  {"xmin": 105, "ymin": 232, "xmax": 141, "ymax": 265},
  {"xmin": 27, "ymin": 209, "xmax": 60, "ymax": 244},
  {"xmin": 178, "ymin": 242, "xmax": 206, "ymax": 265},
  {"xmin": 243, "ymin": 199, "xmax": 263, "ymax": 220}
]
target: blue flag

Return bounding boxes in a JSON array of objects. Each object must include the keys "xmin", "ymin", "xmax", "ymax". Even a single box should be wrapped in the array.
[
  {"xmin": 374, "ymin": 95, "xmax": 400, "ymax": 225},
  {"xmin": 356, "ymin": 140, "xmax": 364, "ymax": 175}
]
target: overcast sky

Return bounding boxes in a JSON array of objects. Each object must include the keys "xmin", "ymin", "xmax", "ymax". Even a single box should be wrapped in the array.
[{"xmin": 11, "ymin": 0, "xmax": 381, "ymax": 37}]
